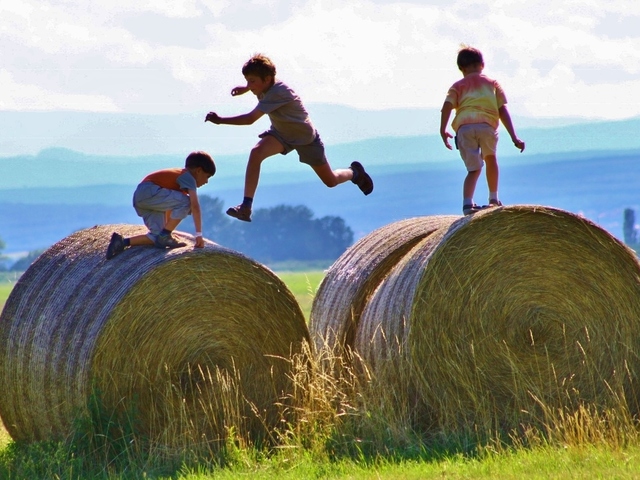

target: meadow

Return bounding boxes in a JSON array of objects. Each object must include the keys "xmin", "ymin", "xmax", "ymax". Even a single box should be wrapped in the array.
[{"xmin": 2, "ymin": 272, "xmax": 640, "ymax": 479}]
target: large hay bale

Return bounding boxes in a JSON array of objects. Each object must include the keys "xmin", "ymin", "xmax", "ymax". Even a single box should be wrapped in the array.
[
  {"xmin": 0, "ymin": 224, "xmax": 309, "ymax": 443},
  {"xmin": 310, "ymin": 216, "xmax": 458, "ymax": 353},
  {"xmin": 315, "ymin": 206, "xmax": 640, "ymax": 432}
]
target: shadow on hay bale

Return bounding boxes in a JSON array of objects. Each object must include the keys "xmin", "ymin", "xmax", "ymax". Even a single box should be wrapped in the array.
[
  {"xmin": 0, "ymin": 224, "xmax": 310, "ymax": 445},
  {"xmin": 311, "ymin": 205, "xmax": 640, "ymax": 433}
]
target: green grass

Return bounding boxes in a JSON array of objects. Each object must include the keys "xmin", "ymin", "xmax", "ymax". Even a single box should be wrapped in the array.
[
  {"xmin": 275, "ymin": 270, "xmax": 325, "ymax": 321},
  {"xmin": 0, "ymin": 274, "xmax": 19, "ymax": 312}
]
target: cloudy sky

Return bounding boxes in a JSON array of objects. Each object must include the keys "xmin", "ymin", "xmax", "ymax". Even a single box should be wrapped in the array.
[{"xmin": 2, "ymin": 0, "xmax": 639, "ymax": 120}]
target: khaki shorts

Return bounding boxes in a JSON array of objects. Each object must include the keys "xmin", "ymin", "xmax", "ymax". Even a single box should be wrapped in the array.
[
  {"xmin": 259, "ymin": 129, "xmax": 328, "ymax": 167},
  {"xmin": 455, "ymin": 123, "xmax": 498, "ymax": 172}
]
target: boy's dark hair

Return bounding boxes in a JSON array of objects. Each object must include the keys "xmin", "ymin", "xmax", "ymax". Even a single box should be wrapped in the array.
[
  {"xmin": 185, "ymin": 151, "xmax": 216, "ymax": 176},
  {"xmin": 457, "ymin": 46, "xmax": 484, "ymax": 70},
  {"xmin": 242, "ymin": 54, "xmax": 276, "ymax": 80}
]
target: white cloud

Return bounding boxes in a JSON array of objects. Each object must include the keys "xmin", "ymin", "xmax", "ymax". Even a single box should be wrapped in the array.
[
  {"xmin": 0, "ymin": 70, "xmax": 119, "ymax": 111},
  {"xmin": 1, "ymin": 0, "xmax": 640, "ymax": 118}
]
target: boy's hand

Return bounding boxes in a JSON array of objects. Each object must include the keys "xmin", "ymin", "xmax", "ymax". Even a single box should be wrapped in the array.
[
  {"xmin": 194, "ymin": 236, "xmax": 205, "ymax": 248},
  {"xmin": 440, "ymin": 131, "xmax": 454, "ymax": 150},
  {"xmin": 513, "ymin": 138, "xmax": 525, "ymax": 152},
  {"xmin": 205, "ymin": 112, "xmax": 222, "ymax": 124},
  {"xmin": 231, "ymin": 85, "xmax": 249, "ymax": 96}
]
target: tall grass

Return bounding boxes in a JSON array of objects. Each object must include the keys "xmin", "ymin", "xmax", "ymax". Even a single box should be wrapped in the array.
[
  {"xmin": 4, "ymin": 338, "xmax": 639, "ymax": 479},
  {"xmin": 2, "ymin": 271, "xmax": 640, "ymax": 478}
]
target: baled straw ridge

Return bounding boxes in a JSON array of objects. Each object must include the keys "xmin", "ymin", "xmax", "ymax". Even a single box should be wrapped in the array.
[
  {"xmin": 0, "ymin": 224, "xmax": 309, "ymax": 444},
  {"xmin": 338, "ymin": 206, "xmax": 640, "ymax": 433},
  {"xmin": 309, "ymin": 216, "xmax": 459, "ymax": 354}
]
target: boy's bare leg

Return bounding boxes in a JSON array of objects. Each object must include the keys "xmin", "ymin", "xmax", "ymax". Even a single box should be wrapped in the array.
[
  {"xmin": 163, "ymin": 217, "xmax": 181, "ymax": 232},
  {"xmin": 463, "ymin": 169, "xmax": 482, "ymax": 200},
  {"xmin": 311, "ymin": 162, "xmax": 353, "ymax": 187},
  {"xmin": 484, "ymin": 155, "xmax": 499, "ymax": 193},
  {"xmin": 244, "ymin": 135, "xmax": 285, "ymax": 198},
  {"xmin": 128, "ymin": 235, "xmax": 154, "ymax": 247}
]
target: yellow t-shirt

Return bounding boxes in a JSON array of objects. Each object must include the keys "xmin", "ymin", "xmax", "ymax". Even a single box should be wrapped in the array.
[{"xmin": 445, "ymin": 73, "xmax": 507, "ymax": 132}]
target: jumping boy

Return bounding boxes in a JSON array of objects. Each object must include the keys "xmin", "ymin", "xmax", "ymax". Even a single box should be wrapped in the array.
[
  {"xmin": 106, "ymin": 150, "xmax": 216, "ymax": 259},
  {"xmin": 439, "ymin": 46, "xmax": 525, "ymax": 215},
  {"xmin": 204, "ymin": 53, "xmax": 373, "ymax": 222}
]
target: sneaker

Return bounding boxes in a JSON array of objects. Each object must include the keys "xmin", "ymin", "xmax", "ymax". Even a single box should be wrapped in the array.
[
  {"xmin": 155, "ymin": 233, "xmax": 187, "ymax": 249},
  {"xmin": 106, "ymin": 232, "xmax": 126, "ymax": 260},
  {"xmin": 350, "ymin": 161, "xmax": 374, "ymax": 195},
  {"xmin": 226, "ymin": 204, "xmax": 252, "ymax": 222},
  {"xmin": 488, "ymin": 199, "xmax": 503, "ymax": 207},
  {"xmin": 463, "ymin": 204, "xmax": 484, "ymax": 216}
]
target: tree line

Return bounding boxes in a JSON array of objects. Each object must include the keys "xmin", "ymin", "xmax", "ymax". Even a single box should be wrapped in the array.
[{"xmin": 0, "ymin": 196, "xmax": 354, "ymax": 270}]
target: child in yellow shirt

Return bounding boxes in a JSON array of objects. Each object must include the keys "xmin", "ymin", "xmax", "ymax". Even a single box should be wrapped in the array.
[{"xmin": 440, "ymin": 46, "xmax": 525, "ymax": 215}]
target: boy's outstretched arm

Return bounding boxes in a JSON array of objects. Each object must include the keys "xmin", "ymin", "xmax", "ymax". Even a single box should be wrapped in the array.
[
  {"xmin": 231, "ymin": 85, "xmax": 250, "ymax": 96},
  {"xmin": 439, "ymin": 101, "xmax": 454, "ymax": 150},
  {"xmin": 498, "ymin": 105, "xmax": 525, "ymax": 152},
  {"xmin": 205, "ymin": 106, "xmax": 264, "ymax": 126},
  {"xmin": 188, "ymin": 189, "xmax": 205, "ymax": 248}
]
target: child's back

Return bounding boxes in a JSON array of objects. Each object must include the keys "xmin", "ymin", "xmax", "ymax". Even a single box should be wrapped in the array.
[{"xmin": 439, "ymin": 46, "xmax": 524, "ymax": 215}]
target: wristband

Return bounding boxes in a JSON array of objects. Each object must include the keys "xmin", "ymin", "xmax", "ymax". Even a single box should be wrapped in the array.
[{"xmin": 195, "ymin": 232, "xmax": 203, "ymax": 237}]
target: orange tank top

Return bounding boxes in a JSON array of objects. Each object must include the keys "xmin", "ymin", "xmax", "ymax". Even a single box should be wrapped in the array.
[{"xmin": 142, "ymin": 168, "xmax": 186, "ymax": 192}]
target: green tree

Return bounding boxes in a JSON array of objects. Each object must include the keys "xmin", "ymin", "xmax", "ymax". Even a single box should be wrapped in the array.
[
  {"xmin": 199, "ymin": 196, "xmax": 354, "ymax": 262},
  {"xmin": 11, "ymin": 249, "xmax": 46, "ymax": 272},
  {"xmin": 0, "ymin": 235, "xmax": 7, "ymax": 271}
]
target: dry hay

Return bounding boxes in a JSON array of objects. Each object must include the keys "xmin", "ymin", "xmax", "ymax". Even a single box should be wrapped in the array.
[
  {"xmin": 0, "ymin": 224, "xmax": 309, "ymax": 444},
  {"xmin": 309, "ymin": 215, "xmax": 459, "ymax": 354},
  {"xmin": 316, "ymin": 206, "xmax": 640, "ymax": 433}
]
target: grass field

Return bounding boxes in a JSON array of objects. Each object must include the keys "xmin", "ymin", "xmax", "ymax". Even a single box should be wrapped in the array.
[
  {"xmin": 4, "ymin": 270, "xmax": 640, "ymax": 479},
  {"xmin": 274, "ymin": 270, "xmax": 325, "ymax": 320},
  {"xmin": 0, "ymin": 275, "xmax": 18, "ymax": 312}
]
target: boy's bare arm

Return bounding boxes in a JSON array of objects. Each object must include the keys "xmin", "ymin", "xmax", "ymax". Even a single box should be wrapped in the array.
[
  {"xmin": 231, "ymin": 85, "xmax": 250, "ymax": 96},
  {"xmin": 498, "ymin": 105, "xmax": 525, "ymax": 152},
  {"xmin": 205, "ymin": 106, "xmax": 264, "ymax": 125},
  {"xmin": 188, "ymin": 189, "xmax": 205, "ymax": 248},
  {"xmin": 439, "ymin": 101, "xmax": 454, "ymax": 150}
]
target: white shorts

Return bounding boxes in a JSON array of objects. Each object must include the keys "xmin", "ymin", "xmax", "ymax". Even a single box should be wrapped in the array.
[{"xmin": 455, "ymin": 123, "xmax": 499, "ymax": 172}]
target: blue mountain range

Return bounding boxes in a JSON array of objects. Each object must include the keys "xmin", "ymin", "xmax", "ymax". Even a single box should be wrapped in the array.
[{"xmin": 1, "ymin": 106, "xmax": 639, "ymax": 254}]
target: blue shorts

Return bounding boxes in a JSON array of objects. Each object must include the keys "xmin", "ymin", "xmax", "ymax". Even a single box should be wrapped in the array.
[
  {"xmin": 259, "ymin": 129, "xmax": 328, "ymax": 167},
  {"xmin": 455, "ymin": 123, "xmax": 499, "ymax": 172}
]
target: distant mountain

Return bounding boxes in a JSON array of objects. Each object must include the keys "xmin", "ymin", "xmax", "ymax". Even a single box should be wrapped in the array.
[
  {"xmin": 1, "ymin": 148, "xmax": 639, "ymax": 254},
  {"xmin": 2, "ymin": 113, "xmax": 640, "ymax": 255},
  {"xmin": 2, "ymin": 116, "xmax": 640, "ymax": 193},
  {"xmin": 1, "ymin": 105, "xmax": 638, "ymax": 157}
]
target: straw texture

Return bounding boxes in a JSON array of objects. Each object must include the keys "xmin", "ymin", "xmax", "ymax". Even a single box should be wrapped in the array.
[
  {"xmin": 0, "ymin": 224, "xmax": 309, "ymax": 442},
  {"xmin": 314, "ymin": 206, "xmax": 640, "ymax": 431},
  {"xmin": 309, "ymin": 216, "xmax": 459, "ymax": 353}
]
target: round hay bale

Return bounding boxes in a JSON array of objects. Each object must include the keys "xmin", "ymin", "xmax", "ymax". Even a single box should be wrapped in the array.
[
  {"xmin": 309, "ymin": 216, "xmax": 459, "ymax": 354},
  {"xmin": 0, "ymin": 224, "xmax": 309, "ymax": 443},
  {"xmin": 355, "ymin": 206, "xmax": 640, "ymax": 432}
]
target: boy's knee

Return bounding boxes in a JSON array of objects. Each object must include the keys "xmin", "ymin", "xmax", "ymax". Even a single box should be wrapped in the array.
[{"xmin": 322, "ymin": 177, "xmax": 338, "ymax": 188}]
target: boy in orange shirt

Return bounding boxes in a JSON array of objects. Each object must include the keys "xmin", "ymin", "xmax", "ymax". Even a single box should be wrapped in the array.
[
  {"xmin": 440, "ymin": 46, "xmax": 525, "ymax": 215},
  {"xmin": 106, "ymin": 151, "xmax": 216, "ymax": 259},
  {"xmin": 205, "ymin": 54, "xmax": 373, "ymax": 222}
]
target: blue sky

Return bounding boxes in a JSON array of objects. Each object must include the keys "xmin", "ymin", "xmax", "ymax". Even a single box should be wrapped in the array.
[{"xmin": 1, "ymin": 0, "xmax": 639, "ymax": 120}]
